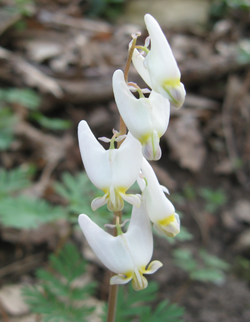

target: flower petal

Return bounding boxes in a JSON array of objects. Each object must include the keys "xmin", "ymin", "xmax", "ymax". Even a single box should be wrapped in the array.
[
  {"xmin": 113, "ymin": 70, "xmax": 170, "ymax": 141},
  {"xmin": 78, "ymin": 214, "xmax": 133, "ymax": 274},
  {"xmin": 132, "ymin": 14, "xmax": 186, "ymax": 108},
  {"xmin": 78, "ymin": 121, "xmax": 143, "ymax": 211},
  {"xmin": 111, "ymin": 131, "xmax": 143, "ymax": 189},
  {"xmin": 142, "ymin": 130, "xmax": 162, "ymax": 161},
  {"xmin": 110, "ymin": 273, "xmax": 133, "ymax": 285},
  {"xmin": 120, "ymin": 193, "xmax": 141, "ymax": 208},
  {"xmin": 144, "ymin": 14, "xmax": 180, "ymax": 79},
  {"xmin": 132, "ymin": 271, "xmax": 148, "ymax": 291},
  {"xmin": 91, "ymin": 193, "xmax": 108, "ymax": 211},
  {"xmin": 141, "ymin": 158, "xmax": 175, "ymax": 222},
  {"xmin": 78, "ymin": 120, "xmax": 112, "ymax": 190},
  {"xmin": 124, "ymin": 203, "xmax": 153, "ymax": 269},
  {"xmin": 154, "ymin": 213, "xmax": 180, "ymax": 237},
  {"xmin": 144, "ymin": 14, "xmax": 185, "ymax": 108},
  {"xmin": 113, "ymin": 70, "xmax": 154, "ymax": 139},
  {"xmin": 145, "ymin": 260, "xmax": 163, "ymax": 274},
  {"xmin": 131, "ymin": 49, "xmax": 152, "ymax": 87}
]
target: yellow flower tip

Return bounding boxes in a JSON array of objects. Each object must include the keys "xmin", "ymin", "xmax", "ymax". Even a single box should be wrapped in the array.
[
  {"xmin": 140, "ymin": 131, "xmax": 161, "ymax": 161},
  {"xmin": 162, "ymin": 79, "xmax": 185, "ymax": 109},
  {"xmin": 139, "ymin": 133, "xmax": 151, "ymax": 146},
  {"xmin": 156, "ymin": 213, "xmax": 180, "ymax": 237},
  {"xmin": 104, "ymin": 186, "xmax": 128, "ymax": 212},
  {"xmin": 158, "ymin": 213, "xmax": 176, "ymax": 226},
  {"xmin": 132, "ymin": 269, "xmax": 148, "ymax": 291},
  {"xmin": 110, "ymin": 271, "xmax": 133, "ymax": 285},
  {"xmin": 163, "ymin": 78, "xmax": 181, "ymax": 88}
]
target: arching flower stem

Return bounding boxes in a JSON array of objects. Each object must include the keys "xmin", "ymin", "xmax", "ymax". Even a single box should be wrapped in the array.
[
  {"xmin": 135, "ymin": 45, "xmax": 150, "ymax": 54},
  {"xmin": 107, "ymin": 31, "xmax": 141, "ymax": 322},
  {"xmin": 127, "ymin": 82, "xmax": 145, "ymax": 98},
  {"xmin": 106, "ymin": 211, "xmax": 122, "ymax": 322}
]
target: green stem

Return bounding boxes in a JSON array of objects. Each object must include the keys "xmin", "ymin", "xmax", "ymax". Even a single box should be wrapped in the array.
[
  {"xmin": 107, "ymin": 33, "xmax": 140, "ymax": 321},
  {"xmin": 118, "ymin": 37, "xmax": 138, "ymax": 145},
  {"xmin": 135, "ymin": 45, "xmax": 150, "ymax": 54},
  {"xmin": 106, "ymin": 211, "xmax": 122, "ymax": 322},
  {"xmin": 124, "ymin": 37, "xmax": 137, "ymax": 83},
  {"xmin": 107, "ymin": 281, "xmax": 118, "ymax": 322}
]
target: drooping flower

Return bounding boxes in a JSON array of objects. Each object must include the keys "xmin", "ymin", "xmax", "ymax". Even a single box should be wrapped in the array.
[
  {"xmin": 132, "ymin": 14, "xmax": 186, "ymax": 108},
  {"xmin": 78, "ymin": 203, "xmax": 163, "ymax": 291},
  {"xmin": 138, "ymin": 158, "xmax": 180, "ymax": 237},
  {"xmin": 112, "ymin": 69, "xmax": 170, "ymax": 161},
  {"xmin": 78, "ymin": 120, "xmax": 142, "ymax": 212}
]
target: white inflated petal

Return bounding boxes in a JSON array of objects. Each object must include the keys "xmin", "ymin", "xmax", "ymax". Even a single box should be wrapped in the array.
[
  {"xmin": 78, "ymin": 214, "xmax": 133, "ymax": 274},
  {"xmin": 111, "ymin": 131, "xmax": 143, "ymax": 188},
  {"xmin": 142, "ymin": 130, "xmax": 162, "ymax": 161},
  {"xmin": 78, "ymin": 120, "xmax": 112, "ymax": 190},
  {"xmin": 146, "ymin": 260, "xmax": 163, "ymax": 274},
  {"xmin": 131, "ymin": 49, "xmax": 152, "ymax": 87},
  {"xmin": 148, "ymin": 91, "xmax": 170, "ymax": 135},
  {"xmin": 125, "ymin": 202, "xmax": 153, "ymax": 269},
  {"xmin": 78, "ymin": 121, "xmax": 142, "ymax": 195},
  {"xmin": 132, "ymin": 14, "xmax": 185, "ymax": 108},
  {"xmin": 154, "ymin": 212, "xmax": 180, "ymax": 237},
  {"xmin": 141, "ymin": 158, "xmax": 175, "ymax": 222},
  {"xmin": 144, "ymin": 14, "xmax": 180, "ymax": 84},
  {"xmin": 113, "ymin": 70, "xmax": 170, "ymax": 160},
  {"xmin": 113, "ymin": 69, "xmax": 154, "ymax": 139}
]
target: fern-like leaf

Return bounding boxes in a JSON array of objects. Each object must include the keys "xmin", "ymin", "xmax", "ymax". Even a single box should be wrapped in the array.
[
  {"xmin": 23, "ymin": 243, "xmax": 96, "ymax": 322},
  {"xmin": 0, "ymin": 196, "xmax": 66, "ymax": 228},
  {"xmin": 139, "ymin": 300, "xmax": 185, "ymax": 322},
  {"xmin": 0, "ymin": 88, "xmax": 41, "ymax": 110},
  {"xmin": 0, "ymin": 107, "xmax": 17, "ymax": 150},
  {"xmin": 0, "ymin": 166, "xmax": 32, "ymax": 198},
  {"xmin": 101, "ymin": 282, "xmax": 159, "ymax": 322}
]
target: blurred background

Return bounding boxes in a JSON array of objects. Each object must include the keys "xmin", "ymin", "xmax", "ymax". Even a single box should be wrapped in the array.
[{"xmin": 0, "ymin": 0, "xmax": 250, "ymax": 321}]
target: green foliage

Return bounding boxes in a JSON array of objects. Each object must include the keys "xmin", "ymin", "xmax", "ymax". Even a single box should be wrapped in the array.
[
  {"xmin": 0, "ymin": 107, "xmax": 17, "ymax": 150},
  {"xmin": 167, "ymin": 226, "xmax": 194, "ymax": 244},
  {"xmin": 54, "ymin": 172, "xmax": 130, "ymax": 227},
  {"xmin": 233, "ymin": 256, "xmax": 250, "ymax": 283},
  {"xmin": 221, "ymin": 0, "xmax": 250, "ymax": 9},
  {"xmin": 155, "ymin": 226, "xmax": 193, "ymax": 244},
  {"xmin": 30, "ymin": 112, "xmax": 72, "ymax": 131},
  {"xmin": 101, "ymin": 282, "xmax": 185, "ymax": 322},
  {"xmin": 0, "ymin": 88, "xmax": 41, "ymax": 149},
  {"xmin": 0, "ymin": 195, "xmax": 66, "ymax": 229},
  {"xmin": 237, "ymin": 40, "xmax": 250, "ymax": 64},
  {"xmin": 3, "ymin": 0, "xmax": 35, "ymax": 17},
  {"xmin": 0, "ymin": 88, "xmax": 41, "ymax": 110},
  {"xmin": 199, "ymin": 188, "xmax": 227, "ymax": 213},
  {"xmin": 139, "ymin": 300, "xmax": 185, "ymax": 322},
  {"xmin": 23, "ymin": 243, "xmax": 96, "ymax": 322},
  {"xmin": 0, "ymin": 166, "xmax": 33, "ymax": 198},
  {"xmin": 210, "ymin": 0, "xmax": 250, "ymax": 19},
  {"xmin": 54, "ymin": 172, "xmax": 100, "ymax": 223},
  {"xmin": 85, "ymin": 0, "xmax": 127, "ymax": 20},
  {"xmin": 173, "ymin": 248, "xmax": 230, "ymax": 285},
  {"xmin": 183, "ymin": 184, "xmax": 196, "ymax": 201}
]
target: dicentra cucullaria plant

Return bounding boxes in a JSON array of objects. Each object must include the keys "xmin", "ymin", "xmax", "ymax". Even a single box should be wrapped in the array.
[{"xmin": 77, "ymin": 14, "xmax": 186, "ymax": 322}]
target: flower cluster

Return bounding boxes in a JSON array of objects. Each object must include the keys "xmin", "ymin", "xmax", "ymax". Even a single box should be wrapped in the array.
[{"xmin": 78, "ymin": 14, "xmax": 185, "ymax": 291}]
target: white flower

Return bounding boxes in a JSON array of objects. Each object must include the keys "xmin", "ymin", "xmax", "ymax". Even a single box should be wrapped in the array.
[
  {"xmin": 78, "ymin": 203, "xmax": 163, "ymax": 291},
  {"xmin": 112, "ymin": 69, "xmax": 170, "ymax": 161},
  {"xmin": 138, "ymin": 158, "xmax": 180, "ymax": 237},
  {"xmin": 132, "ymin": 14, "xmax": 186, "ymax": 108},
  {"xmin": 78, "ymin": 120, "xmax": 142, "ymax": 212}
]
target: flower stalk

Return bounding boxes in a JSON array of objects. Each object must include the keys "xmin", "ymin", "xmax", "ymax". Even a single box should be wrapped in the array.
[
  {"xmin": 106, "ymin": 35, "xmax": 138, "ymax": 321},
  {"xmin": 77, "ymin": 13, "xmax": 185, "ymax": 322},
  {"xmin": 107, "ymin": 210, "xmax": 121, "ymax": 322}
]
